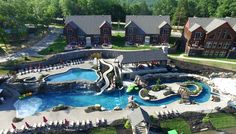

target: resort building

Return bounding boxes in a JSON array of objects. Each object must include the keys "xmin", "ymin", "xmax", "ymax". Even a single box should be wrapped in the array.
[
  {"xmin": 125, "ymin": 15, "xmax": 171, "ymax": 45},
  {"xmin": 184, "ymin": 17, "xmax": 236, "ymax": 58},
  {"xmin": 117, "ymin": 49, "xmax": 168, "ymax": 79},
  {"xmin": 64, "ymin": 15, "xmax": 112, "ymax": 47}
]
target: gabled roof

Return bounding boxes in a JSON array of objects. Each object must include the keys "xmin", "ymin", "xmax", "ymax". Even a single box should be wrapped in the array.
[
  {"xmin": 189, "ymin": 23, "xmax": 201, "ymax": 32},
  {"xmin": 65, "ymin": 15, "xmax": 111, "ymax": 35},
  {"xmin": 188, "ymin": 17, "xmax": 236, "ymax": 33},
  {"xmin": 128, "ymin": 107, "xmax": 151, "ymax": 127},
  {"xmin": 125, "ymin": 15, "xmax": 171, "ymax": 34},
  {"xmin": 117, "ymin": 50, "xmax": 167, "ymax": 65},
  {"xmin": 205, "ymin": 19, "xmax": 227, "ymax": 33}
]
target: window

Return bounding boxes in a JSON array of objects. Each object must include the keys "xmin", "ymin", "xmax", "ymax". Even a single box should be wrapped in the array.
[
  {"xmin": 205, "ymin": 41, "xmax": 212, "ymax": 48},
  {"xmin": 93, "ymin": 36, "xmax": 100, "ymax": 43},
  {"xmin": 194, "ymin": 32, "xmax": 202, "ymax": 39},
  {"xmin": 136, "ymin": 35, "xmax": 143, "ymax": 42},
  {"xmin": 217, "ymin": 42, "xmax": 223, "ymax": 48},
  {"xmin": 203, "ymin": 50, "xmax": 209, "ymax": 56},
  {"xmin": 162, "ymin": 29, "xmax": 169, "ymax": 34},
  {"xmin": 223, "ymin": 42, "xmax": 230, "ymax": 49},
  {"xmin": 212, "ymin": 42, "xmax": 217, "ymax": 48},
  {"xmin": 221, "ymin": 30, "xmax": 227, "ymax": 39},
  {"xmin": 215, "ymin": 30, "xmax": 221, "ymax": 39},
  {"xmin": 128, "ymin": 27, "xmax": 135, "ymax": 33},
  {"xmin": 219, "ymin": 51, "xmax": 226, "ymax": 57},
  {"xmin": 209, "ymin": 50, "xmax": 214, "ymax": 56},
  {"xmin": 103, "ymin": 28, "xmax": 110, "ymax": 34},
  {"xmin": 226, "ymin": 34, "xmax": 232, "ymax": 40},
  {"xmin": 128, "ymin": 36, "xmax": 134, "ymax": 42},
  {"xmin": 214, "ymin": 51, "xmax": 219, "ymax": 57},
  {"xmin": 67, "ymin": 28, "xmax": 73, "ymax": 35}
]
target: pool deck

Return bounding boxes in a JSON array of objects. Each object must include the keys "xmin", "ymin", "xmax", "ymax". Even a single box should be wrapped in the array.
[
  {"xmin": 0, "ymin": 95, "xmax": 230, "ymax": 130},
  {"xmin": 17, "ymin": 61, "xmax": 94, "ymax": 80}
]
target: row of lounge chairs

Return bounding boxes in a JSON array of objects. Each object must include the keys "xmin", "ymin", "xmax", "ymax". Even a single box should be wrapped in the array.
[
  {"xmin": 155, "ymin": 109, "xmax": 180, "ymax": 119},
  {"xmin": 0, "ymin": 118, "xmax": 107, "ymax": 134},
  {"xmin": 18, "ymin": 59, "xmax": 84, "ymax": 75}
]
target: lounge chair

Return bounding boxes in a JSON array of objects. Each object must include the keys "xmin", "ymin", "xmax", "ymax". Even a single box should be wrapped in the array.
[
  {"xmin": 101, "ymin": 118, "xmax": 107, "ymax": 126},
  {"xmin": 69, "ymin": 121, "xmax": 75, "ymax": 128},
  {"xmin": 3, "ymin": 129, "xmax": 9, "ymax": 134},
  {"xmin": 86, "ymin": 120, "xmax": 92, "ymax": 128},
  {"xmin": 58, "ymin": 120, "xmax": 63, "ymax": 126},
  {"xmin": 96, "ymin": 118, "xmax": 101, "ymax": 126}
]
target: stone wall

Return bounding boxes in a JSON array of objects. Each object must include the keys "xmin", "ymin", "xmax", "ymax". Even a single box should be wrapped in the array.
[{"xmin": 15, "ymin": 49, "xmax": 136, "ymax": 69}]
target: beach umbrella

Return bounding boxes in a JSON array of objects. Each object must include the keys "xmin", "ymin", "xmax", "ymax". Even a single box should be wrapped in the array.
[
  {"xmin": 25, "ymin": 122, "xmax": 31, "ymax": 128},
  {"xmin": 65, "ymin": 119, "xmax": 69, "ymax": 126},
  {"xmin": 43, "ymin": 116, "xmax": 48, "ymax": 123},
  {"xmin": 11, "ymin": 123, "xmax": 16, "ymax": 130},
  {"xmin": 128, "ymin": 95, "xmax": 134, "ymax": 102}
]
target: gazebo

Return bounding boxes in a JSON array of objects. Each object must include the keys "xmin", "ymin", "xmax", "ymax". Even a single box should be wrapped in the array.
[{"xmin": 116, "ymin": 50, "xmax": 168, "ymax": 69}]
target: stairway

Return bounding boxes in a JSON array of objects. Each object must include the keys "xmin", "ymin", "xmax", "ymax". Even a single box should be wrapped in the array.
[
  {"xmin": 135, "ymin": 125, "xmax": 147, "ymax": 134},
  {"xmin": 96, "ymin": 59, "xmax": 114, "ymax": 95}
]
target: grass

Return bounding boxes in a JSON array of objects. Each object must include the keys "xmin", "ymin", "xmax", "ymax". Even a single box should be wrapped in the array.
[
  {"xmin": 90, "ymin": 127, "xmax": 117, "ymax": 134},
  {"xmin": 0, "ymin": 68, "xmax": 10, "ymax": 75},
  {"xmin": 182, "ymin": 54, "xmax": 236, "ymax": 62},
  {"xmin": 160, "ymin": 118, "xmax": 191, "ymax": 134},
  {"xmin": 111, "ymin": 33, "xmax": 159, "ymax": 50},
  {"xmin": 169, "ymin": 56, "xmax": 236, "ymax": 71},
  {"xmin": 209, "ymin": 113, "xmax": 236, "ymax": 129},
  {"xmin": 39, "ymin": 36, "xmax": 67, "ymax": 55}
]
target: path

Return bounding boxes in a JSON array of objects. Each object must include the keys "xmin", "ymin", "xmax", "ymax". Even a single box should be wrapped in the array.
[
  {"xmin": 0, "ymin": 27, "xmax": 63, "ymax": 63},
  {"xmin": 97, "ymin": 59, "xmax": 114, "ymax": 95},
  {"xmin": 169, "ymin": 54, "xmax": 236, "ymax": 65}
]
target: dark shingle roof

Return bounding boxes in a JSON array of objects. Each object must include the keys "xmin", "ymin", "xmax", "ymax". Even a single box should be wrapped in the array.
[
  {"xmin": 188, "ymin": 17, "xmax": 236, "ymax": 33},
  {"xmin": 128, "ymin": 107, "xmax": 151, "ymax": 127},
  {"xmin": 65, "ymin": 15, "xmax": 111, "ymax": 35},
  {"xmin": 117, "ymin": 50, "xmax": 167, "ymax": 64},
  {"xmin": 125, "ymin": 15, "xmax": 171, "ymax": 34}
]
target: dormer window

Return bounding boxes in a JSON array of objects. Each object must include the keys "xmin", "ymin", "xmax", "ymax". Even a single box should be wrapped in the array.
[{"xmin": 194, "ymin": 32, "xmax": 202, "ymax": 39}]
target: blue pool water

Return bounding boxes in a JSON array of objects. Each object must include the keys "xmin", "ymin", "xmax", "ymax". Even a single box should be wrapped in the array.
[
  {"xmin": 14, "ymin": 82, "xmax": 211, "ymax": 118},
  {"xmin": 45, "ymin": 68, "xmax": 99, "ymax": 82},
  {"xmin": 187, "ymin": 85, "xmax": 197, "ymax": 91}
]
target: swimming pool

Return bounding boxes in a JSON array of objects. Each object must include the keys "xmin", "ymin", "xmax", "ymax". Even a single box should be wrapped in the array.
[
  {"xmin": 14, "ymin": 82, "xmax": 211, "ymax": 118},
  {"xmin": 45, "ymin": 68, "xmax": 99, "ymax": 82}
]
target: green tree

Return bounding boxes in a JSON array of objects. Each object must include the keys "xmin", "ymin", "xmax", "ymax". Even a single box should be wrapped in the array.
[
  {"xmin": 173, "ymin": 0, "xmax": 189, "ymax": 25},
  {"xmin": 152, "ymin": 0, "xmax": 177, "ymax": 19}
]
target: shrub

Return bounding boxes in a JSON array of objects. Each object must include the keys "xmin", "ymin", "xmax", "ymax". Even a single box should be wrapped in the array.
[
  {"xmin": 152, "ymin": 85, "xmax": 160, "ymax": 91},
  {"xmin": 202, "ymin": 114, "xmax": 210, "ymax": 123},
  {"xmin": 12, "ymin": 117, "xmax": 24, "ymax": 123},
  {"xmin": 124, "ymin": 120, "xmax": 131, "ymax": 129}
]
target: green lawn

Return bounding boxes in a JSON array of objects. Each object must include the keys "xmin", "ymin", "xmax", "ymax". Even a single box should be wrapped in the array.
[
  {"xmin": 160, "ymin": 118, "xmax": 191, "ymax": 134},
  {"xmin": 209, "ymin": 113, "xmax": 236, "ymax": 129},
  {"xmin": 111, "ymin": 34, "xmax": 159, "ymax": 50},
  {"xmin": 182, "ymin": 54, "xmax": 236, "ymax": 62},
  {"xmin": 90, "ymin": 127, "xmax": 117, "ymax": 134},
  {"xmin": 169, "ymin": 57, "xmax": 236, "ymax": 71},
  {"xmin": 39, "ymin": 36, "xmax": 67, "ymax": 55},
  {"xmin": 0, "ymin": 68, "xmax": 9, "ymax": 75}
]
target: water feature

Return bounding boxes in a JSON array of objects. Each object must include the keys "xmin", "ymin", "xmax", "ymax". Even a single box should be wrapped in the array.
[
  {"xmin": 186, "ymin": 85, "xmax": 197, "ymax": 91},
  {"xmin": 45, "ymin": 68, "xmax": 99, "ymax": 82},
  {"xmin": 14, "ymin": 82, "xmax": 211, "ymax": 118}
]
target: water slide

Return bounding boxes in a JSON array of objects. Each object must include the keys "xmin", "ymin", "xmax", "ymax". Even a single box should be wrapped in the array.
[{"xmin": 96, "ymin": 59, "xmax": 114, "ymax": 95}]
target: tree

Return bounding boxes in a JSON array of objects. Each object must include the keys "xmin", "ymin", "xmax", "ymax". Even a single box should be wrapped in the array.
[
  {"xmin": 216, "ymin": 0, "xmax": 236, "ymax": 17},
  {"xmin": 152, "ymin": 0, "xmax": 177, "ymax": 18},
  {"xmin": 173, "ymin": 0, "xmax": 189, "ymax": 25}
]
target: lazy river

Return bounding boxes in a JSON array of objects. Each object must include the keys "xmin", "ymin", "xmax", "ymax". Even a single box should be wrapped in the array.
[{"xmin": 14, "ymin": 82, "xmax": 211, "ymax": 118}]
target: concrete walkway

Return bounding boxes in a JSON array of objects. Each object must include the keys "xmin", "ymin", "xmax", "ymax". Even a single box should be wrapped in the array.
[{"xmin": 169, "ymin": 54, "xmax": 236, "ymax": 65}]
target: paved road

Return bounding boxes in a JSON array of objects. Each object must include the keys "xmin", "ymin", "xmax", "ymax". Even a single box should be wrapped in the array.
[
  {"xmin": 0, "ymin": 27, "xmax": 62, "ymax": 63},
  {"xmin": 169, "ymin": 54, "xmax": 236, "ymax": 65}
]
